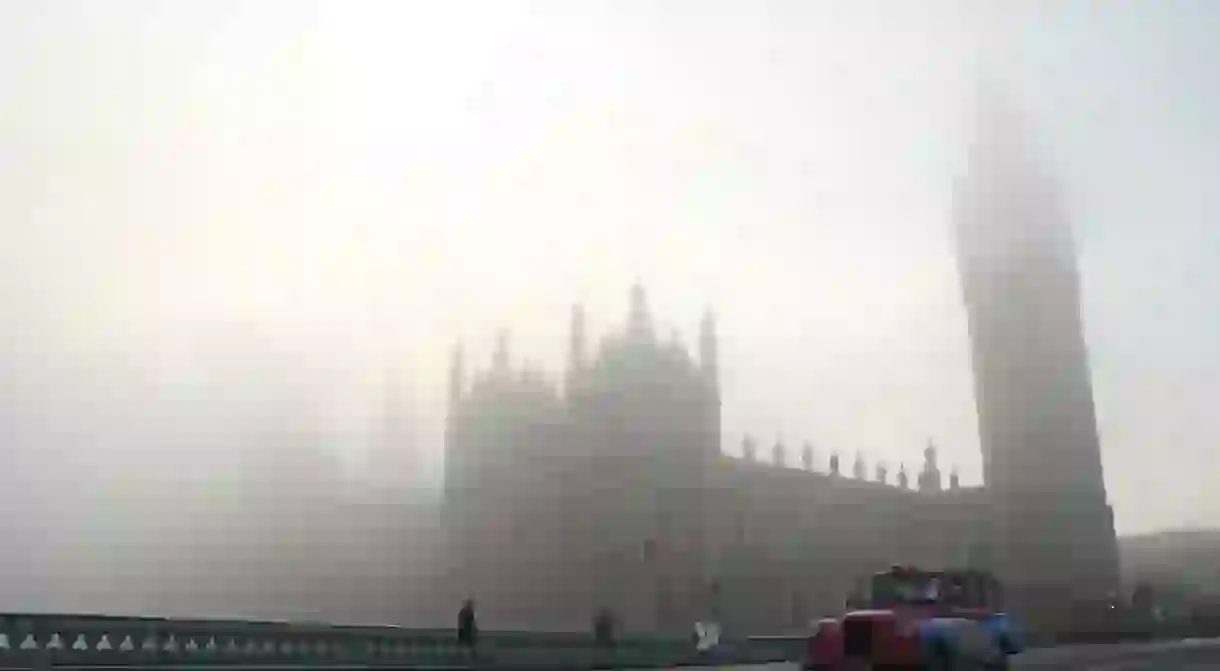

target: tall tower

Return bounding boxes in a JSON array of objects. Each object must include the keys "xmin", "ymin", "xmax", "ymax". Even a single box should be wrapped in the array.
[{"xmin": 954, "ymin": 85, "xmax": 1118, "ymax": 629}]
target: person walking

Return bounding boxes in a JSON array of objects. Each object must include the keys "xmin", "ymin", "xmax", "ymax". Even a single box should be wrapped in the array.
[
  {"xmin": 594, "ymin": 607, "xmax": 615, "ymax": 649},
  {"xmin": 457, "ymin": 598, "xmax": 478, "ymax": 651}
]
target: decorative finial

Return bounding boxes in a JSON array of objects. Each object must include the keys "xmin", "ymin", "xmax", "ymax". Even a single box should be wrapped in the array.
[
  {"xmin": 567, "ymin": 304, "xmax": 587, "ymax": 375},
  {"xmin": 742, "ymin": 435, "xmax": 757, "ymax": 462},
  {"xmin": 628, "ymin": 283, "xmax": 653, "ymax": 340},
  {"xmin": 493, "ymin": 329, "xmax": 510, "ymax": 373},
  {"xmin": 699, "ymin": 307, "xmax": 718, "ymax": 388},
  {"xmin": 920, "ymin": 438, "xmax": 943, "ymax": 492},
  {"xmin": 448, "ymin": 342, "xmax": 465, "ymax": 408}
]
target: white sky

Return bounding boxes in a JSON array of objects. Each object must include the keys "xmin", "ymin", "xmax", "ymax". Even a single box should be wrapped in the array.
[{"xmin": 0, "ymin": 0, "xmax": 1217, "ymax": 536}]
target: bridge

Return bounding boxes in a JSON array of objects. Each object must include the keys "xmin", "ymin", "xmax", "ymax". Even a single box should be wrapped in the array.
[
  {"xmin": 0, "ymin": 613, "xmax": 1217, "ymax": 669},
  {"xmin": 0, "ymin": 612, "xmax": 784, "ymax": 669}
]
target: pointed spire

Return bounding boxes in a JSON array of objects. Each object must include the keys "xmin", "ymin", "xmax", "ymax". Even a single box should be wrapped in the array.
[
  {"xmin": 493, "ymin": 329, "xmax": 510, "ymax": 374},
  {"xmin": 897, "ymin": 463, "xmax": 909, "ymax": 489},
  {"xmin": 628, "ymin": 282, "xmax": 654, "ymax": 341},
  {"xmin": 699, "ymin": 308, "xmax": 718, "ymax": 390},
  {"xmin": 566, "ymin": 304, "xmax": 586, "ymax": 393},
  {"xmin": 448, "ymin": 342, "xmax": 465, "ymax": 409},
  {"xmin": 742, "ymin": 435, "xmax": 757, "ymax": 462},
  {"xmin": 920, "ymin": 438, "xmax": 943, "ymax": 492}
]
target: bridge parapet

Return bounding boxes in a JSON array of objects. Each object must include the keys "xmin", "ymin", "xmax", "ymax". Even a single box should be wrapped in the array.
[
  {"xmin": 0, "ymin": 613, "xmax": 466, "ymax": 666},
  {"xmin": 0, "ymin": 613, "xmax": 707, "ymax": 668}
]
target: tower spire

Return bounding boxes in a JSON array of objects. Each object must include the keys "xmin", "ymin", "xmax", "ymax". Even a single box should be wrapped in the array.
[
  {"xmin": 919, "ymin": 438, "xmax": 942, "ymax": 492},
  {"xmin": 566, "ymin": 304, "xmax": 586, "ymax": 395},
  {"xmin": 700, "ymin": 308, "xmax": 718, "ymax": 390},
  {"xmin": 627, "ymin": 282, "xmax": 653, "ymax": 341},
  {"xmin": 492, "ymin": 329, "xmax": 509, "ymax": 374}
]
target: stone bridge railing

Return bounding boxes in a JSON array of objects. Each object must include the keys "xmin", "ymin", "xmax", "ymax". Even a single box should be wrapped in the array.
[{"xmin": 0, "ymin": 613, "xmax": 793, "ymax": 669}]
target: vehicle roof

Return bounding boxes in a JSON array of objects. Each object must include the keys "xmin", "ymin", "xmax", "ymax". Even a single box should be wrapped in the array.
[{"xmin": 875, "ymin": 566, "xmax": 998, "ymax": 579}]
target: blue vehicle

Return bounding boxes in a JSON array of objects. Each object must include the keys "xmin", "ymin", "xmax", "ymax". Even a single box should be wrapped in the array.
[{"xmin": 807, "ymin": 565, "xmax": 1022, "ymax": 670}]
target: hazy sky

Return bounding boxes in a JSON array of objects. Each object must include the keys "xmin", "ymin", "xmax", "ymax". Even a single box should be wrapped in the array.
[{"xmin": 1, "ymin": 0, "xmax": 1217, "ymax": 536}]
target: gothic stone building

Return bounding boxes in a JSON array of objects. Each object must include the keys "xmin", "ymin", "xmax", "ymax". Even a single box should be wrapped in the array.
[
  {"xmin": 441, "ymin": 92, "xmax": 1119, "ymax": 635},
  {"xmin": 444, "ymin": 288, "xmax": 989, "ymax": 634}
]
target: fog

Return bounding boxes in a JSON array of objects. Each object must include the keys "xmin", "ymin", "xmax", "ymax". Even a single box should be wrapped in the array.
[{"xmin": 0, "ymin": 0, "xmax": 1217, "ymax": 621}]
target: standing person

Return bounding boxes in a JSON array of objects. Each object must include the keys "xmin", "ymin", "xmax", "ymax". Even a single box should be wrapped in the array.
[
  {"xmin": 458, "ymin": 598, "xmax": 478, "ymax": 651},
  {"xmin": 594, "ymin": 607, "xmax": 615, "ymax": 648}
]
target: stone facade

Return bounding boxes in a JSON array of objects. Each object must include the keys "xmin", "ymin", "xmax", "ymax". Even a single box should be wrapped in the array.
[
  {"xmin": 442, "ymin": 288, "xmax": 989, "ymax": 634},
  {"xmin": 441, "ymin": 90, "xmax": 1118, "ymax": 636}
]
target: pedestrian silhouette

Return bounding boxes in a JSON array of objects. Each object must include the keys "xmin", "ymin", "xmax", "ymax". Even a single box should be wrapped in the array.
[
  {"xmin": 458, "ymin": 598, "xmax": 477, "ymax": 650},
  {"xmin": 594, "ymin": 607, "xmax": 615, "ymax": 648}
]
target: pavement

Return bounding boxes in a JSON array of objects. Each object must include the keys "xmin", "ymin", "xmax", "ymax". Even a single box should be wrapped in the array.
[
  {"xmin": 1013, "ymin": 637, "xmax": 1220, "ymax": 669},
  {"xmin": 2, "ymin": 639, "xmax": 1216, "ymax": 670},
  {"xmin": 649, "ymin": 637, "xmax": 1220, "ymax": 670}
]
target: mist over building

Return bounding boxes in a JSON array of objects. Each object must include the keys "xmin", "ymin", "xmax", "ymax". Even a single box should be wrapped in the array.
[{"xmin": 442, "ymin": 89, "xmax": 1120, "ymax": 635}]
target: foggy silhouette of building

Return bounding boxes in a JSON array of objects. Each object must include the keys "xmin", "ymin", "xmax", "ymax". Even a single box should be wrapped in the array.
[
  {"xmin": 953, "ymin": 84, "xmax": 1120, "ymax": 631},
  {"xmin": 443, "ymin": 285, "xmax": 987, "ymax": 633},
  {"xmin": 442, "ymin": 89, "xmax": 1118, "ymax": 635}
]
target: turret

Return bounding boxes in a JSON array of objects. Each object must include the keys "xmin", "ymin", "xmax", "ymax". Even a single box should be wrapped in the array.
[
  {"xmin": 566, "ymin": 304, "xmax": 586, "ymax": 395},
  {"xmin": 897, "ymin": 464, "xmax": 909, "ymax": 489},
  {"xmin": 700, "ymin": 309, "xmax": 721, "ymax": 462},
  {"xmin": 699, "ymin": 309, "xmax": 718, "ymax": 391},
  {"xmin": 950, "ymin": 468, "xmax": 961, "ymax": 490},
  {"xmin": 829, "ymin": 452, "xmax": 840, "ymax": 477},
  {"xmin": 801, "ymin": 442, "xmax": 814, "ymax": 472},
  {"xmin": 628, "ymin": 283, "xmax": 654, "ymax": 342},
  {"xmin": 876, "ymin": 462, "xmax": 889, "ymax": 484},
  {"xmin": 493, "ymin": 329, "xmax": 510, "ymax": 375},
  {"xmin": 919, "ymin": 439, "xmax": 943, "ymax": 492},
  {"xmin": 742, "ymin": 436, "xmax": 757, "ymax": 462},
  {"xmin": 448, "ymin": 342, "xmax": 465, "ymax": 412},
  {"xmin": 443, "ymin": 343, "xmax": 466, "ymax": 503},
  {"xmin": 853, "ymin": 451, "xmax": 867, "ymax": 480},
  {"xmin": 772, "ymin": 437, "xmax": 786, "ymax": 467}
]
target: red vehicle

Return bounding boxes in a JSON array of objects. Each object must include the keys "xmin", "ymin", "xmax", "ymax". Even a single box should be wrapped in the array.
[{"xmin": 806, "ymin": 565, "xmax": 1019, "ymax": 670}]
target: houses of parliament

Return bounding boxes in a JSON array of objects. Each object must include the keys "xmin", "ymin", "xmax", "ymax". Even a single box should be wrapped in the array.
[{"xmin": 441, "ymin": 92, "xmax": 1121, "ymax": 636}]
